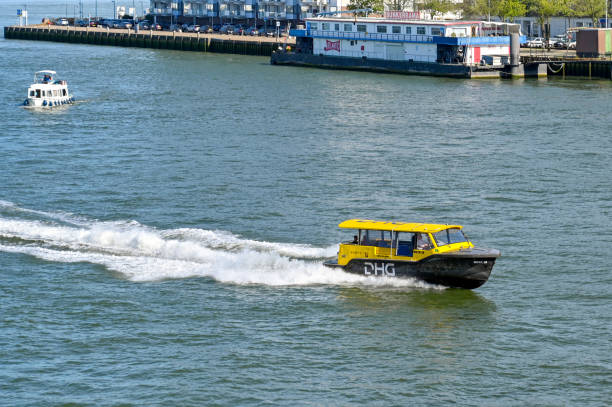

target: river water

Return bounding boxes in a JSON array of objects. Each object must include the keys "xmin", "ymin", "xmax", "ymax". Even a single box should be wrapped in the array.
[{"xmin": 1, "ymin": 2, "xmax": 612, "ymax": 405}]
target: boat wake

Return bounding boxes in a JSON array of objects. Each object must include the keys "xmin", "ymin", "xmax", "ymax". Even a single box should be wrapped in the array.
[{"xmin": 0, "ymin": 201, "xmax": 441, "ymax": 289}]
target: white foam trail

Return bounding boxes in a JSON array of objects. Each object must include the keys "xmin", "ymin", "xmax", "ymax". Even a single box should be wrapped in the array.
[
  {"xmin": 0, "ymin": 200, "xmax": 90, "ymax": 226},
  {"xmin": 0, "ymin": 204, "xmax": 442, "ymax": 289},
  {"xmin": 163, "ymin": 228, "xmax": 337, "ymax": 259}
]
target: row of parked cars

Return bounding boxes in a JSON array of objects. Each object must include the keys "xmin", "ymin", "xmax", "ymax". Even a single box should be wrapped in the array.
[
  {"xmin": 167, "ymin": 23, "xmax": 286, "ymax": 37},
  {"xmin": 55, "ymin": 18, "xmax": 287, "ymax": 37},
  {"xmin": 523, "ymin": 35, "xmax": 576, "ymax": 49}
]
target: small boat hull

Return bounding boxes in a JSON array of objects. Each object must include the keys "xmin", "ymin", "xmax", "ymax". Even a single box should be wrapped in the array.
[
  {"xmin": 25, "ymin": 95, "xmax": 74, "ymax": 108},
  {"xmin": 324, "ymin": 248, "xmax": 499, "ymax": 289}
]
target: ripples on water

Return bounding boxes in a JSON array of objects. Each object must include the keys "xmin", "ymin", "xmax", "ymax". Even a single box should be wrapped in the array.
[{"xmin": 1, "ymin": 4, "xmax": 612, "ymax": 405}]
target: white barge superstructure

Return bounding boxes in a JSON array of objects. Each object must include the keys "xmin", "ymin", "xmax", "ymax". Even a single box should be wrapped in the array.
[
  {"xmin": 272, "ymin": 11, "xmax": 546, "ymax": 79},
  {"xmin": 24, "ymin": 70, "xmax": 74, "ymax": 108}
]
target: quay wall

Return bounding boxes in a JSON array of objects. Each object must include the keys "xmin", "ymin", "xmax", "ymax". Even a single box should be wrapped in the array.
[
  {"xmin": 4, "ymin": 26, "xmax": 289, "ymax": 57},
  {"xmin": 521, "ymin": 55, "xmax": 612, "ymax": 79}
]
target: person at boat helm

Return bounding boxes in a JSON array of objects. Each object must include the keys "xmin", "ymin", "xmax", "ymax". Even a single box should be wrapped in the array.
[
  {"xmin": 416, "ymin": 233, "xmax": 432, "ymax": 250},
  {"xmin": 352, "ymin": 235, "xmax": 358, "ymax": 244}
]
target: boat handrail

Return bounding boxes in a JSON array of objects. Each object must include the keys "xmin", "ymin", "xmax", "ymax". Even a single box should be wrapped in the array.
[{"xmin": 310, "ymin": 29, "xmax": 434, "ymax": 44}]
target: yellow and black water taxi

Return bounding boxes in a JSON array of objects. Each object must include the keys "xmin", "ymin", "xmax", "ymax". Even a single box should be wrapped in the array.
[{"xmin": 323, "ymin": 219, "xmax": 501, "ymax": 289}]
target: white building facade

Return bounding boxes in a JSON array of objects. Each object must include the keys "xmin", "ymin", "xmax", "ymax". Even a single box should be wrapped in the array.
[{"xmin": 150, "ymin": 0, "xmax": 350, "ymax": 24}]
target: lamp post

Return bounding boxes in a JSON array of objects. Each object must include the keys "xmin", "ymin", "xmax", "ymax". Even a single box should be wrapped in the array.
[{"xmin": 112, "ymin": 0, "xmax": 116, "ymax": 19}]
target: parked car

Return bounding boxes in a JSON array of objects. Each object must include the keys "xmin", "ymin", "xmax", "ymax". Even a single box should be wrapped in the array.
[
  {"xmin": 89, "ymin": 20, "xmax": 98, "ymax": 27},
  {"xmin": 212, "ymin": 24, "xmax": 222, "ymax": 32},
  {"xmin": 75, "ymin": 19, "xmax": 88, "ymax": 27},
  {"xmin": 245, "ymin": 26, "xmax": 259, "ymax": 36},
  {"xmin": 200, "ymin": 25, "xmax": 213, "ymax": 33},
  {"xmin": 118, "ymin": 20, "xmax": 133, "ymax": 29},
  {"xmin": 187, "ymin": 24, "xmax": 200, "ymax": 32},
  {"xmin": 567, "ymin": 40, "xmax": 576, "ymax": 49},
  {"xmin": 219, "ymin": 25, "xmax": 234, "ymax": 34},
  {"xmin": 137, "ymin": 21, "xmax": 150, "ymax": 30},
  {"xmin": 151, "ymin": 23, "xmax": 162, "ymax": 30},
  {"xmin": 233, "ymin": 24, "xmax": 247, "ymax": 35},
  {"xmin": 527, "ymin": 37, "xmax": 544, "ymax": 48},
  {"xmin": 58, "ymin": 18, "xmax": 69, "ymax": 26},
  {"xmin": 169, "ymin": 24, "xmax": 182, "ymax": 32}
]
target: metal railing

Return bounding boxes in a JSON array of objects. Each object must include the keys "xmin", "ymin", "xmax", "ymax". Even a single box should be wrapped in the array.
[
  {"xmin": 152, "ymin": 8, "xmax": 172, "ymax": 15},
  {"xmin": 311, "ymin": 30, "xmax": 433, "ymax": 43}
]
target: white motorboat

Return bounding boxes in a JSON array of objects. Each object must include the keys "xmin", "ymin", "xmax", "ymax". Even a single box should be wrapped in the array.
[{"xmin": 23, "ymin": 70, "xmax": 74, "ymax": 108}]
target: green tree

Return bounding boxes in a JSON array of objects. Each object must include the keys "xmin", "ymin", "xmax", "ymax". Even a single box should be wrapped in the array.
[
  {"xmin": 385, "ymin": 0, "xmax": 413, "ymax": 11},
  {"xmin": 497, "ymin": 0, "xmax": 527, "ymax": 21},
  {"xmin": 530, "ymin": 0, "xmax": 561, "ymax": 41},
  {"xmin": 347, "ymin": 0, "xmax": 385, "ymax": 14},
  {"xmin": 575, "ymin": 0, "xmax": 606, "ymax": 26},
  {"xmin": 558, "ymin": 0, "xmax": 578, "ymax": 29},
  {"xmin": 418, "ymin": 0, "xmax": 457, "ymax": 19}
]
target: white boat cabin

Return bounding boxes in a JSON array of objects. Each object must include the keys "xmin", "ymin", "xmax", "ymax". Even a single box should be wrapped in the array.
[{"xmin": 25, "ymin": 70, "xmax": 73, "ymax": 108}]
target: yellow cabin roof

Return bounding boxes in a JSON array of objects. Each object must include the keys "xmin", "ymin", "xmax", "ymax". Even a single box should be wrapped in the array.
[{"xmin": 337, "ymin": 219, "xmax": 462, "ymax": 234}]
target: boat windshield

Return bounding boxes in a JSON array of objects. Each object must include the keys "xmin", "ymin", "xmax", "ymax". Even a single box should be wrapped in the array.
[
  {"xmin": 34, "ymin": 72, "xmax": 55, "ymax": 84},
  {"xmin": 433, "ymin": 228, "xmax": 468, "ymax": 247}
]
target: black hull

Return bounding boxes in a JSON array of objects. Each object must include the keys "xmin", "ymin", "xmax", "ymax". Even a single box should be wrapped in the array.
[
  {"xmin": 324, "ymin": 248, "xmax": 499, "ymax": 289},
  {"xmin": 271, "ymin": 52, "xmax": 505, "ymax": 79}
]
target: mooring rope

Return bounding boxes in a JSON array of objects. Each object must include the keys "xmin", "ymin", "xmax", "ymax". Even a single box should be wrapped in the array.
[{"xmin": 548, "ymin": 62, "xmax": 565, "ymax": 73}]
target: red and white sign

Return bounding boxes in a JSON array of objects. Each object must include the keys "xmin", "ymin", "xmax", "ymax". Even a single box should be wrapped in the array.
[
  {"xmin": 324, "ymin": 40, "xmax": 341, "ymax": 52},
  {"xmin": 384, "ymin": 11, "xmax": 421, "ymax": 20}
]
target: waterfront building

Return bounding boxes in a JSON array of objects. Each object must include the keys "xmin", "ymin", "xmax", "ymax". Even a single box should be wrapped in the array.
[{"xmin": 149, "ymin": 0, "xmax": 349, "ymax": 24}]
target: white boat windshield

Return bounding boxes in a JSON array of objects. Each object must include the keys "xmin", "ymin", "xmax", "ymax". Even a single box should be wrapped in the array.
[
  {"xmin": 433, "ymin": 228, "xmax": 468, "ymax": 247},
  {"xmin": 34, "ymin": 71, "xmax": 57, "ymax": 84}
]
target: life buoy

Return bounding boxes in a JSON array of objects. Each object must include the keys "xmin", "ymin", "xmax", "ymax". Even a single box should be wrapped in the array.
[{"xmin": 42, "ymin": 100, "xmax": 47, "ymax": 106}]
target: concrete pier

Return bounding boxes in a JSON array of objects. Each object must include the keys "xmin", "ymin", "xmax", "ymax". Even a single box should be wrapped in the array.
[
  {"xmin": 521, "ymin": 53, "xmax": 612, "ymax": 80},
  {"xmin": 4, "ymin": 25, "xmax": 292, "ymax": 57}
]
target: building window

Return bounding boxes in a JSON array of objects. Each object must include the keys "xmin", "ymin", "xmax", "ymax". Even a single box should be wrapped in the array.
[
  {"xmin": 357, "ymin": 24, "xmax": 366, "ymax": 32},
  {"xmin": 417, "ymin": 26, "xmax": 426, "ymax": 35},
  {"xmin": 406, "ymin": 26, "xmax": 412, "ymax": 34},
  {"xmin": 431, "ymin": 27, "xmax": 441, "ymax": 36},
  {"xmin": 322, "ymin": 23, "xmax": 330, "ymax": 30},
  {"xmin": 392, "ymin": 26, "xmax": 401, "ymax": 34},
  {"xmin": 344, "ymin": 24, "xmax": 352, "ymax": 32},
  {"xmin": 377, "ymin": 25, "xmax": 387, "ymax": 33}
]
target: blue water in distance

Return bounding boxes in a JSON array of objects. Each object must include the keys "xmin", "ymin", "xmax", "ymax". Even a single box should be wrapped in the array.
[{"xmin": 1, "ymin": 3, "xmax": 612, "ymax": 405}]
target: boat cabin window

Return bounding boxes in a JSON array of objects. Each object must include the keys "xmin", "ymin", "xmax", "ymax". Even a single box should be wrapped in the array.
[
  {"xmin": 334, "ymin": 23, "xmax": 340, "ymax": 31},
  {"xmin": 395, "ymin": 232, "xmax": 415, "ymax": 256},
  {"xmin": 392, "ymin": 26, "xmax": 401, "ymax": 34},
  {"xmin": 344, "ymin": 24, "xmax": 352, "ymax": 32},
  {"xmin": 322, "ymin": 23, "xmax": 330, "ymax": 30},
  {"xmin": 415, "ymin": 233, "xmax": 433, "ymax": 250},
  {"xmin": 361, "ymin": 229, "xmax": 391, "ymax": 247},
  {"xmin": 431, "ymin": 27, "xmax": 442, "ymax": 36},
  {"xmin": 406, "ymin": 26, "xmax": 412, "ymax": 35},
  {"xmin": 35, "ymin": 89, "xmax": 41, "ymax": 98},
  {"xmin": 310, "ymin": 23, "xmax": 318, "ymax": 30},
  {"xmin": 29, "ymin": 90, "xmax": 35, "ymax": 97},
  {"xmin": 417, "ymin": 27, "xmax": 426, "ymax": 35},
  {"xmin": 394, "ymin": 232, "xmax": 432, "ymax": 255},
  {"xmin": 62, "ymin": 89, "xmax": 67, "ymax": 96},
  {"xmin": 357, "ymin": 24, "xmax": 366, "ymax": 32},
  {"xmin": 376, "ymin": 25, "xmax": 387, "ymax": 33},
  {"xmin": 433, "ymin": 228, "xmax": 468, "ymax": 247}
]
